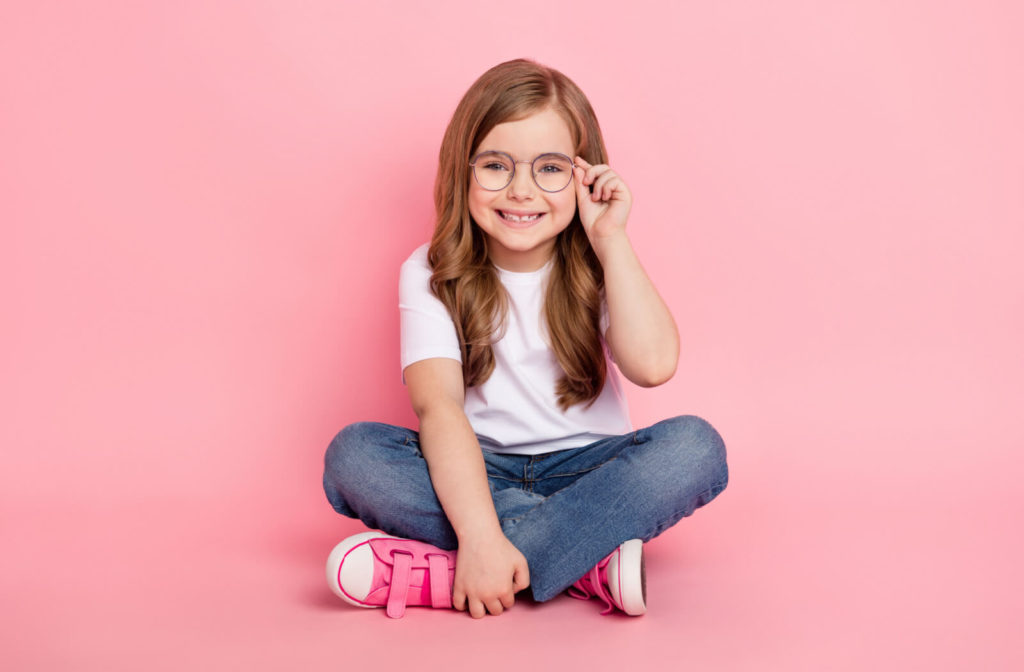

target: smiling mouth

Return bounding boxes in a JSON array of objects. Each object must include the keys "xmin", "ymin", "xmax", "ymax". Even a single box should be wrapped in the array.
[{"xmin": 498, "ymin": 210, "xmax": 544, "ymax": 224}]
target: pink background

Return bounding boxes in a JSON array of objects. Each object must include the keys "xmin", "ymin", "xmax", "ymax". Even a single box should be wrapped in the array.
[{"xmin": 3, "ymin": 1, "xmax": 1022, "ymax": 669}]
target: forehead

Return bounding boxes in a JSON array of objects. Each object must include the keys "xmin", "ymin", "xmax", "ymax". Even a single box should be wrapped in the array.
[{"xmin": 476, "ymin": 107, "xmax": 575, "ymax": 156}]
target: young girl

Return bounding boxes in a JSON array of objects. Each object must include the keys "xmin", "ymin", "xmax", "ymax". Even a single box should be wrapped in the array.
[{"xmin": 323, "ymin": 59, "xmax": 728, "ymax": 619}]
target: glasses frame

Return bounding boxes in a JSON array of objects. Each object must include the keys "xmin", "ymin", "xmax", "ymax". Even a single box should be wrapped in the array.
[{"xmin": 468, "ymin": 150, "xmax": 576, "ymax": 193}]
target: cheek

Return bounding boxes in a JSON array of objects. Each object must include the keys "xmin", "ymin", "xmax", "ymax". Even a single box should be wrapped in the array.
[
  {"xmin": 467, "ymin": 186, "xmax": 488, "ymax": 220},
  {"xmin": 554, "ymin": 191, "xmax": 577, "ymax": 218}
]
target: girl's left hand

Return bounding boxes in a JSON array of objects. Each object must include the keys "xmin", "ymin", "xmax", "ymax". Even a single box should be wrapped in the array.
[{"xmin": 573, "ymin": 156, "xmax": 632, "ymax": 246}]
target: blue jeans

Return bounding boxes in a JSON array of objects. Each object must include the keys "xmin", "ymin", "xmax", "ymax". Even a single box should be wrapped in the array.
[{"xmin": 323, "ymin": 415, "xmax": 728, "ymax": 602}]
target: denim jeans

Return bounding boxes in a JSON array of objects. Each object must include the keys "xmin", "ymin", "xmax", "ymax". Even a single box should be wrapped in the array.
[{"xmin": 323, "ymin": 415, "xmax": 728, "ymax": 602}]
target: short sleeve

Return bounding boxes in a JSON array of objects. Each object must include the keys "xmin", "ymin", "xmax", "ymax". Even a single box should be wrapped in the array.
[{"xmin": 399, "ymin": 245, "xmax": 462, "ymax": 384}]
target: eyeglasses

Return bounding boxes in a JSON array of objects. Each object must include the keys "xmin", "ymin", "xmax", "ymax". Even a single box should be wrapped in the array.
[{"xmin": 469, "ymin": 151, "xmax": 575, "ymax": 193}]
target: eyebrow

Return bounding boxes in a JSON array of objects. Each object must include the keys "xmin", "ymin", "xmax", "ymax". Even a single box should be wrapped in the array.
[{"xmin": 476, "ymin": 150, "xmax": 573, "ymax": 160}]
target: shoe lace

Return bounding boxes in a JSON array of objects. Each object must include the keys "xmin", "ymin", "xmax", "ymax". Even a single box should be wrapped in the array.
[
  {"xmin": 385, "ymin": 550, "xmax": 453, "ymax": 619},
  {"xmin": 567, "ymin": 557, "xmax": 615, "ymax": 615}
]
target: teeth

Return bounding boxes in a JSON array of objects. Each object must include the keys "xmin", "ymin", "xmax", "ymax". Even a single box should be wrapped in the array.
[{"xmin": 501, "ymin": 211, "xmax": 541, "ymax": 223}]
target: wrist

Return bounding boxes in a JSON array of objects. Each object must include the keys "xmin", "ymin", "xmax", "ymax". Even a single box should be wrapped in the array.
[
  {"xmin": 592, "ymin": 230, "xmax": 632, "ymax": 265},
  {"xmin": 454, "ymin": 519, "xmax": 505, "ymax": 545}
]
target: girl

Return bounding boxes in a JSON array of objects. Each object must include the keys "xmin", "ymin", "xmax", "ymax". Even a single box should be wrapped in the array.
[{"xmin": 323, "ymin": 59, "xmax": 728, "ymax": 619}]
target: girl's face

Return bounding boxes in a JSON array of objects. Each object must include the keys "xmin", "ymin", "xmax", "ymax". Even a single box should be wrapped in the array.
[{"xmin": 468, "ymin": 107, "xmax": 578, "ymax": 273}]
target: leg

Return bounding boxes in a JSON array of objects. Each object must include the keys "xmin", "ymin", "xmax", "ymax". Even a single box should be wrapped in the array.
[
  {"xmin": 324, "ymin": 422, "xmax": 545, "ymax": 550},
  {"xmin": 479, "ymin": 448, "xmax": 547, "ymax": 534},
  {"xmin": 504, "ymin": 415, "xmax": 729, "ymax": 601},
  {"xmin": 323, "ymin": 421, "xmax": 459, "ymax": 549}
]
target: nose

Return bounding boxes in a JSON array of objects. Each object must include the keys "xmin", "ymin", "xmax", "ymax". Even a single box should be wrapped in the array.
[{"xmin": 506, "ymin": 162, "xmax": 536, "ymax": 200}]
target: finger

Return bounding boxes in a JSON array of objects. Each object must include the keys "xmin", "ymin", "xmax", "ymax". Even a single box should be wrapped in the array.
[
  {"xmin": 500, "ymin": 591, "xmax": 515, "ymax": 610},
  {"xmin": 574, "ymin": 156, "xmax": 603, "ymax": 185},
  {"xmin": 485, "ymin": 599, "xmax": 504, "ymax": 616},
  {"xmin": 602, "ymin": 178, "xmax": 618, "ymax": 201},
  {"xmin": 469, "ymin": 598, "xmax": 486, "ymax": 619},
  {"xmin": 452, "ymin": 581, "xmax": 467, "ymax": 611},
  {"xmin": 591, "ymin": 170, "xmax": 613, "ymax": 194},
  {"xmin": 592, "ymin": 172, "xmax": 619, "ymax": 201},
  {"xmin": 583, "ymin": 164, "xmax": 611, "ymax": 187},
  {"xmin": 606, "ymin": 179, "xmax": 619, "ymax": 201},
  {"xmin": 573, "ymin": 165, "xmax": 591, "ymax": 202},
  {"xmin": 512, "ymin": 563, "xmax": 531, "ymax": 592}
]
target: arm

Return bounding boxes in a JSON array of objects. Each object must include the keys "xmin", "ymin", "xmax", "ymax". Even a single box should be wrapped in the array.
[
  {"xmin": 404, "ymin": 357, "xmax": 530, "ymax": 618},
  {"xmin": 573, "ymin": 157, "xmax": 679, "ymax": 387},
  {"xmin": 595, "ymin": 232, "xmax": 679, "ymax": 387}
]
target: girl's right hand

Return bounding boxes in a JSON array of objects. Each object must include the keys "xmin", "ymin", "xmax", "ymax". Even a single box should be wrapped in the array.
[{"xmin": 452, "ymin": 529, "xmax": 530, "ymax": 618}]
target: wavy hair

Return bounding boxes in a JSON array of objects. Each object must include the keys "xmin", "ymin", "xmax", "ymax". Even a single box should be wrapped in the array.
[{"xmin": 428, "ymin": 59, "xmax": 609, "ymax": 412}]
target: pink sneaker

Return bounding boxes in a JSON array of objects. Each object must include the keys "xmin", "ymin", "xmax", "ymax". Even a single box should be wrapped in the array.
[
  {"xmin": 567, "ymin": 538, "xmax": 647, "ymax": 615},
  {"xmin": 326, "ymin": 531, "xmax": 457, "ymax": 619}
]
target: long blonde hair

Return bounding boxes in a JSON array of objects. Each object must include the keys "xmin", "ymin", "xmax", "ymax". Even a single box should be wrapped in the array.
[{"xmin": 429, "ymin": 59, "xmax": 609, "ymax": 412}]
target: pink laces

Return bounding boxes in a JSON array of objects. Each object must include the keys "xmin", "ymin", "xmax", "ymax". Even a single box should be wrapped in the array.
[{"xmin": 567, "ymin": 558, "xmax": 616, "ymax": 615}]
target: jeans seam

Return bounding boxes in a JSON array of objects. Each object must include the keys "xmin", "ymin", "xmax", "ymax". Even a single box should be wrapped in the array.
[
  {"xmin": 504, "ymin": 455, "xmax": 622, "ymax": 529},
  {"xmin": 534, "ymin": 461, "xmax": 614, "ymax": 479},
  {"xmin": 488, "ymin": 474, "xmax": 524, "ymax": 483}
]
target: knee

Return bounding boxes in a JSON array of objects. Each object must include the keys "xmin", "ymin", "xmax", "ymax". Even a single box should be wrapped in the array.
[
  {"xmin": 648, "ymin": 415, "xmax": 729, "ymax": 491},
  {"xmin": 324, "ymin": 421, "xmax": 385, "ymax": 484}
]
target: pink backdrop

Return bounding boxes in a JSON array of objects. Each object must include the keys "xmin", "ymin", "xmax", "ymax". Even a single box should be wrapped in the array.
[{"xmin": 3, "ymin": 1, "xmax": 1022, "ymax": 669}]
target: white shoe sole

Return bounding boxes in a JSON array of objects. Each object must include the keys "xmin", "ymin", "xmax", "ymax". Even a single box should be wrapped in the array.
[{"xmin": 607, "ymin": 539, "xmax": 647, "ymax": 615}]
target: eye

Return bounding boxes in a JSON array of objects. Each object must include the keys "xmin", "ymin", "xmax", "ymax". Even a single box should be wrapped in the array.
[
  {"xmin": 474, "ymin": 152, "xmax": 512, "ymax": 173},
  {"xmin": 535, "ymin": 154, "xmax": 572, "ymax": 174},
  {"xmin": 537, "ymin": 163, "xmax": 564, "ymax": 173}
]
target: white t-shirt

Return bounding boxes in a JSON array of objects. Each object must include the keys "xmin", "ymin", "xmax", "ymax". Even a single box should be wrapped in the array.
[{"xmin": 399, "ymin": 242, "xmax": 633, "ymax": 455}]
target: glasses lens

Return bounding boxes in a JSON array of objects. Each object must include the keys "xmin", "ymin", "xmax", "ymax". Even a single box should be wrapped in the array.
[
  {"xmin": 472, "ymin": 152, "xmax": 514, "ymax": 190},
  {"xmin": 532, "ymin": 154, "xmax": 574, "ymax": 192}
]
